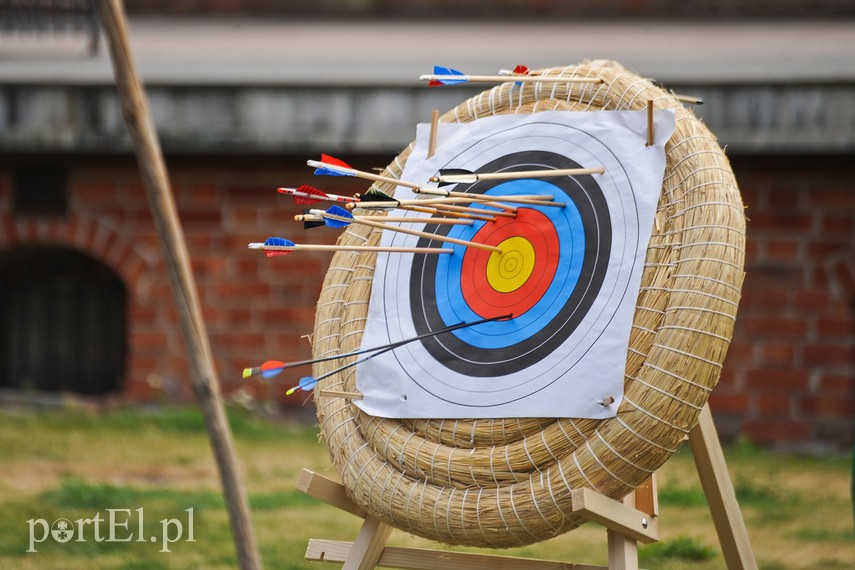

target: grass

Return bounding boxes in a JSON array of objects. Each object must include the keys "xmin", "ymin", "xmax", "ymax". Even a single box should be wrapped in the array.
[{"xmin": 0, "ymin": 406, "xmax": 852, "ymax": 569}]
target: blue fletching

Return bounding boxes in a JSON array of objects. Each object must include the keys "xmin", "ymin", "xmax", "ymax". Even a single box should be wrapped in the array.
[
  {"xmin": 264, "ymin": 237, "xmax": 295, "ymax": 247},
  {"xmin": 299, "ymin": 376, "xmax": 318, "ymax": 391},
  {"xmin": 433, "ymin": 65, "xmax": 467, "ymax": 85},
  {"xmin": 314, "ymin": 166, "xmax": 350, "ymax": 177},
  {"xmin": 323, "ymin": 205, "xmax": 353, "ymax": 228}
]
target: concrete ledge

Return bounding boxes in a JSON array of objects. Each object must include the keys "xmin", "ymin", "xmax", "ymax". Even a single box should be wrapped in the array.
[
  {"xmin": 2, "ymin": 81, "xmax": 853, "ymax": 155},
  {"xmin": 2, "ymin": 18, "xmax": 854, "ymax": 155}
]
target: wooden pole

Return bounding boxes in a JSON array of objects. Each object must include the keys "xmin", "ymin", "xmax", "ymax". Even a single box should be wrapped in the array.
[
  {"xmin": 97, "ymin": 2, "xmax": 262, "ymax": 568},
  {"xmin": 689, "ymin": 404, "xmax": 758, "ymax": 570}
]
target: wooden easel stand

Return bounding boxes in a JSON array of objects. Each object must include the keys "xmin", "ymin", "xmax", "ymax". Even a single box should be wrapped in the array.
[
  {"xmin": 98, "ymin": 2, "xmax": 262, "ymax": 568},
  {"xmin": 296, "ymin": 404, "xmax": 756, "ymax": 570}
]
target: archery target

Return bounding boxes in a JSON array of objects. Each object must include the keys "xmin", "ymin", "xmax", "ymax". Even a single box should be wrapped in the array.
[
  {"xmin": 356, "ymin": 110, "xmax": 673, "ymax": 418},
  {"xmin": 313, "ymin": 62, "xmax": 745, "ymax": 549}
]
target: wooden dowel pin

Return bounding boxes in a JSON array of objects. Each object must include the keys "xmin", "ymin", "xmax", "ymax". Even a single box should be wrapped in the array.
[
  {"xmin": 646, "ymin": 100, "xmax": 654, "ymax": 147},
  {"xmin": 427, "ymin": 109, "xmax": 439, "ymax": 159}
]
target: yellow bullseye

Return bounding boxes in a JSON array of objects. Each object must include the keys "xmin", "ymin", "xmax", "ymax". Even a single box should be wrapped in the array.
[{"xmin": 486, "ymin": 237, "xmax": 536, "ymax": 293}]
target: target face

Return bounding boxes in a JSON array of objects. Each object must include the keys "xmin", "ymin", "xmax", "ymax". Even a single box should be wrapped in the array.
[{"xmin": 357, "ymin": 110, "xmax": 674, "ymax": 418}]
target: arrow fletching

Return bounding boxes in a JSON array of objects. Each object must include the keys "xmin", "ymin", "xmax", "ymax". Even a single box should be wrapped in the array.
[
  {"xmin": 320, "ymin": 205, "xmax": 353, "ymax": 228},
  {"xmin": 358, "ymin": 189, "xmax": 399, "ymax": 206},
  {"xmin": 311, "ymin": 153, "xmax": 354, "ymax": 177},
  {"xmin": 242, "ymin": 359, "xmax": 287, "ymax": 380},
  {"xmin": 428, "ymin": 65, "xmax": 467, "ymax": 87},
  {"xmin": 300, "ymin": 210, "xmax": 326, "ymax": 229},
  {"xmin": 262, "ymin": 236, "xmax": 295, "ymax": 257},
  {"xmin": 286, "ymin": 376, "xmax": 319, "ymax": 396}
]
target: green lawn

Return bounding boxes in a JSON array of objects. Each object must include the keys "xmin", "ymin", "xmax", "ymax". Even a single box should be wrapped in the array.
[{"xmin": 0, "ymin": 406, "xmax": 851, "ymax": 569}]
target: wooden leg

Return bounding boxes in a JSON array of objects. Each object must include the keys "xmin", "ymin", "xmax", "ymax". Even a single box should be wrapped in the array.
[
  {"xmin": 607, "ymin": 529, "xmax": 638, "ymax": 570},
  {"xmin": 343, "ymin": 515, "xmax": 393, "ymax": 570},
  {"xmin": 689, "ymin": 404, "xmax": 758, "ymax": 570}
]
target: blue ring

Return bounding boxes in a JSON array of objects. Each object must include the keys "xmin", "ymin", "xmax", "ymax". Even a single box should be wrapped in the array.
[{"xmin": 434, "ymin": 180, "xmax": 585, "ymax": 349}]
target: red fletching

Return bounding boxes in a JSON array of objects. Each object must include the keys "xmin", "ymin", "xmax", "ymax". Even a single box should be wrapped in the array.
[
  {"xmin": 512, "ymin": 64, "xmax": 530, "ymax": 76},
  {"xmin": 293, "ymin": 185, "xmax": 327, "ymax": 205},
  {"xmin": 320, "ymin": 153, "xmax": 352, "ymax": 170},
  {"xmin": 427, "ymin": 80, "xmax": 442, "ymax": 87},
  {"xmin": 263, "ymin": 249, "xmax": 290, "ymax": 257}
]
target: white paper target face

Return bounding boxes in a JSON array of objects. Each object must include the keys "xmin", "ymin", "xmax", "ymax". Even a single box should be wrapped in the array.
[{"xmin": 355, "ymin": 110, "xmax": 674, "ymax": 419}]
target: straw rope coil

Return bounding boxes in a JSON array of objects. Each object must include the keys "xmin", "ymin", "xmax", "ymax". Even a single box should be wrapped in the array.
[{"xmin": 311, "ymin": 60, "xmax": 745, "ymax": 548}]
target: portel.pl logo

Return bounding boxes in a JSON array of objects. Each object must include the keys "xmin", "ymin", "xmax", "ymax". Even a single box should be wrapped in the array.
[{"xmin": 27, "ymin": 508, "xmax": 195, "ymax": 553}]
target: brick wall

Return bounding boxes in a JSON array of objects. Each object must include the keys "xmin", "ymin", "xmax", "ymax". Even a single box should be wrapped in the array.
[
  {"xmin": 714, "ymin": 155, "xmax": 855, "ymax": 451},
  {"xmin": 1, "ymin": 154, "xmax": 853, "ymax": 449},
  {"xmin": 0, "ymin": 156, "xmax": 373, "ymax": 409}
]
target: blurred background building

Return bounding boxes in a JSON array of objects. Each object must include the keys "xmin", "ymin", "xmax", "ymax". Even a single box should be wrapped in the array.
[{"xmin": 0, "ymin": 1, "xmax": 853, "ymax": 453}]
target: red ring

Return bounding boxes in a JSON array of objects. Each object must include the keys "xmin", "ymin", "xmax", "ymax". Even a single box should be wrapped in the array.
[{"xmin": 461, "ymin": 208, "xmax": 560, "ymax": 318}]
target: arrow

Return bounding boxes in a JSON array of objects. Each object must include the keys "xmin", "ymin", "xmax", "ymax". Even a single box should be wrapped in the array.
[
  {"xmin": 296, "ymin": 212, "xmax": 473, "ymax": 227},
  {"xmin": 412, "ymin": 187, "xmax": 565, "ymax": 208},
  {"xmin": 313, "ymin": 207, "xmax": 502, "ymax": 253},
  {"xmin": 353, "ymin": 196, "xmax": 498, "ymax": 223},
  {"xmin": 431, "ymin": 166, "xmax": 605, "ymax": 186},
  {"xmin": 246, "ymin": 314, "xmax": 510, "ymax": 382},
  {"xmin": 277, "ymin": 185, "xmax": 358, "ymax": 205},
  {"xmin": 421, "ymin": 65, "xmax": 603, "ymax": 86},
  {"xmin": 241, "ymin": 314, "xmax": 511, "ymax": 388},
  {"xmin": 309, "ymin": 155, "xmax": 422, "ymax": 190},
  {"xmin": 249, "ymin": 237, "xmax": 452, "ymax": 256}
]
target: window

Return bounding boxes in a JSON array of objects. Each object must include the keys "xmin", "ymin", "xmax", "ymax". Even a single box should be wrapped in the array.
[{"xmin": 0, "ymin": 247, "xmax": 126, "ymax": 395}]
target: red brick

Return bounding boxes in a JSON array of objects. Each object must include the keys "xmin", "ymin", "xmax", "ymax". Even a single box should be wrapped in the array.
[
  {"xmin": 71, "ymin": 181, "xmax": 118, "ymax": 203},
  {"xmin": 128, "ymin": 304, "xmax": 158, "ymax": 324},
  {"xmin": 261, "ymin": 306, "xmax": 317, "ymax": 324},
  {"xmin": 178, "ymin": 209, "xmax": 223, "ymax": 225},
  {"xmin": 755, "ymin": 393, "xmax": 791, "ymax": 416},
  {"xmin": 190, "ymin": 256, "xmax": 228, "ymax": 279},
  {"xmin": 794, "ymin": 290, "xmax": 830, "ymax": 310},
  {"xmin": 809, "ymin": 188, "xmax": 855, "ymax": 208},
  {"xmin": 227, "ymin": 207, "xmax": 260, "ymax": 224},
  {"xmin": 212, "ymin": 332, "xmax": 267, "ymax": 350},
  {"xmin": 746, "ymin": 369, "xmax": 809, "ymax": 391},
  {"xmin": 743, "ymin": 267, "xmax": 802, "ymax": 293},
  {"xmin": 212, "ymin": 281, "xmax": 271, "ymax": 298},
  {"xmin": 765, "ymin": 240, "xmax": 801, "ymax": 262},
  {"xmin": 233, "ymin": 257, "xmax": 260, "ymax": 277},
  {"xmin": 709, "ymin": 392, "xmax": 749, "ymax": 414},
  {"xmin": 801, "ymin": 395, "xmax": 855, "ymax": 419},
  {"xmin": 819, "ymin": 374, "xmax": 855, "ymax": 394},
  {"xmin": 817, "ymin": 317, "xmax": 855, "ymax": 340},
  {"xmin": 129, "ymin": 331, "xmax": 169, "ymax": 351},
  {"xmin": 807, "ymin": 241, "xmax": 850, "ymax": 258},
  {"xmin": 803, "ymin": 344, "xmax": 855, "ymax": 367},
  {"xmin": 819, "ymin": 214, "xmax": 854, "ymax": 235},
  {"xmin": 832, "ymin": 259, "xmax": 855, "ymax": 294},
  {"xmin": 723, "ymin": 340, "xmax": 752, "ymax": 366},
  {"xmin": 217, "ymin": 308, "xmax": 253, "ymax": 325},
  {"xmin": 187, "ymin": 183, "xmax": 218, "ymax": 204},
  {"xmin": 760, "ymin": 343, "xmax": 795, "ymax": 367},
  {"xmin": 223, "ymin": 184, "xmax": 274, "ymax": 200},
  {"xmin": 742, "ymin": 316, "xmax": 807, "ymax": 338},
  {"xmin": 748, "ymin": 213, "xmax": 812, "ymax": 233}
]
